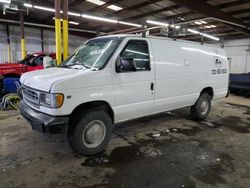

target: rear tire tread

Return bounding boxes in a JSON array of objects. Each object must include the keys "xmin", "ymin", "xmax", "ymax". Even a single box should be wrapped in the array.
[{"xmin": 191, "ymin": 93, "xmax": 211, "ymax": 121}]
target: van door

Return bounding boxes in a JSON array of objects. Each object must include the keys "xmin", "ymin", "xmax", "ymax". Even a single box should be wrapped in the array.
[{"xmin": 112, "ymin": 39, "xmax": 155, "ymax": 122}]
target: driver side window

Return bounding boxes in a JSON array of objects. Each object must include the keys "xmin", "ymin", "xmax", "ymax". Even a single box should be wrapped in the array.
[
  {"xmin": 33, "ymin": 56, "xmax": 44, "ymax": 66},
  {"xmin": 120, "ymin": 40, "xmax": 150, "ymax": 71}
]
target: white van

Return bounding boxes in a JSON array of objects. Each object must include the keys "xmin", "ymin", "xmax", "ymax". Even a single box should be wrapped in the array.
[{"xmin": 20, "ymin": 35, "xmax": 229, "ymax": 155}]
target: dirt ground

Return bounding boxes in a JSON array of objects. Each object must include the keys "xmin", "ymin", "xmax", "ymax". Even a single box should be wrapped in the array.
[{"xmin": 0, "ymin": 95, "xmax": 250, "ymax": 188}]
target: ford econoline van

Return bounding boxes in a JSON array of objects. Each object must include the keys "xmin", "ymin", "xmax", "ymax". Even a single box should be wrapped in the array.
[{"xmin": 19, "ymin": 35, "xmax": 229, "ymax": 155}]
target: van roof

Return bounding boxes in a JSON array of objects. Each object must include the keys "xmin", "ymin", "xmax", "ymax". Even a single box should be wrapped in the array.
[{"xmin": 94, "ymin": 34, "xmax": 221, "ymax": 49}]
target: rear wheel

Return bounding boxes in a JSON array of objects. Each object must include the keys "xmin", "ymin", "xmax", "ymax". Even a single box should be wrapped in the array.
[
  {"xmin": 243, "ymin": 90, "xmax": 250, "ymax": 98},
  {"xmin": 67, "ymin": 110, "xmax": 113, "ymax": 155},
  {"xmin": 190, "ymin": 93, "xmax": 212, "ymax": 120}
]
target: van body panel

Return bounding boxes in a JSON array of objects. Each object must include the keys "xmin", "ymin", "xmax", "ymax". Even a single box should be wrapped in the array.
[
  {"xmin": 23, "ymin": 67, "xmax": 115, "ymax": 116},
  {"xmin": 150, "ymin": 38, "xmax": 228, "ymax": 114},
  {"xmin": 111, "ymin": 37, "xmax": 155, "ymax": 122}
]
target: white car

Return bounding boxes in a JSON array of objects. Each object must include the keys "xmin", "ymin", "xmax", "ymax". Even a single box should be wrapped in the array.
[{"xmin": 20, "ymin": 35, "xmax": 229, "ymax": 155}]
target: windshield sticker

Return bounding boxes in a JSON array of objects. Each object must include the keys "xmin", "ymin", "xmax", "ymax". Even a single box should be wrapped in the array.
[{"xmin": 90, "ymin": 49, "xmax": 104, "ymax": 55}]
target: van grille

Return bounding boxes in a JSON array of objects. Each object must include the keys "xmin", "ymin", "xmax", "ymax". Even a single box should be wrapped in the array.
[{"xmin": 22, "ymin": 85, "xmax": 39, "ymax": 108}]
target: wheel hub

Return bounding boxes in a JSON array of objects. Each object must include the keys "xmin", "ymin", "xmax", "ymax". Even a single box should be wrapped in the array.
[
  {"xmin": 82, "ymin": 120, "xmax": 106, "ymax": 148},
  {"xmin": 200, "ymin": 100, "xmax": 209, "ymax": 115}
]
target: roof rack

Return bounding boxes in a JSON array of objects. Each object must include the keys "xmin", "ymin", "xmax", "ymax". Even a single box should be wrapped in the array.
[{"xmin": 104, "ymin": 17, "xmax": 248, "ymax": 46}]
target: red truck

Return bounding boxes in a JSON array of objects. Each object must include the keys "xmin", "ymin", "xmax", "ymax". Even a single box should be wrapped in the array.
[
  {"xmin": 0, "ymin": 52, "xmax": 56, "ymax": 78},
  {"xmin": 0, "ymin": 52, "xmax": 56, "ymax": 92}
]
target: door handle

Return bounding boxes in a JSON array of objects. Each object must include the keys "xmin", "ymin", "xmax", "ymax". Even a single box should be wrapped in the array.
[{"xmin": 150, "ymin": 82, "xmax": 154, "ymax": 91}]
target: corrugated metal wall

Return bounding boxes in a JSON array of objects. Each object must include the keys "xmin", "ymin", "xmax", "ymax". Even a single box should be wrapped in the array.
[
  {"xmin": 0, "ymin": 24, "xmax": 88, "ymax": 63},
  {"xmin": 223, "ymin": 38, "xmax": 250, "ymax": 74}
]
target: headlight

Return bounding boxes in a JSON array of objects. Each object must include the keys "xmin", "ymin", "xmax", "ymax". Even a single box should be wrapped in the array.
[{"xmin": 40, "ymin": 93, "xmax": 64, "ymax": 108}]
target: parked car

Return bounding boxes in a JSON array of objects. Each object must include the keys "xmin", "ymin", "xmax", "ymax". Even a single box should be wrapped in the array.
[
  {"xmin": 0, "ymin": 52, "xmax": 56, "ymax": 78},
  {"xmin": 229, "ymin": 73, "xmax": 250, "ymax": 97},
  {"xmin": 0, "ymin": 52, "xmax": 56, "ymax": 92},
  {"xmin": 19, "ymin": 35, "xmax": 229, "ymax": 155}
]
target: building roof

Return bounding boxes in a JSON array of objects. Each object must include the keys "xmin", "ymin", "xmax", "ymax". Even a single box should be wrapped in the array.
[{"xmin": 0, "ymin": 0, "xmax": 249, "ymax": 41}]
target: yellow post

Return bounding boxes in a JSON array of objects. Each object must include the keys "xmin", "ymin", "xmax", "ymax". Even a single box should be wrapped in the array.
[
  {"xmin": 20, "ymin": 11, "xmax": 26, "ymax": 59},
  {"xmin": 7, "ymin": 44, "xmax": 11, "ymax": 62},
  {"xmin": 21, "ymin": 38, "xmax": 26, "ymax": 59},
  {"xmin": 6, "ymin": 25, "xmax": 11, "ymax": 63},
  {"xmin": 55, "ymin": 18, "xmax": 62, "ymax": 65},
  {"xmin": 55, "ymin": 0, "xmax": 62, "ymax": 65},
  {"xmin": 63, "ymin": 0, "xmax": 69, "ymax": 61},
  {"xmin": 63, "ymin": 19, "xmax": 68, "ymax": 60}
]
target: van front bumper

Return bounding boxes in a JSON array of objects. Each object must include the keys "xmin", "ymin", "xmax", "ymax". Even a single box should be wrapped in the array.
[{"xmin": 19, "ymin": 100, "xmax": 69, "ymax": 134}]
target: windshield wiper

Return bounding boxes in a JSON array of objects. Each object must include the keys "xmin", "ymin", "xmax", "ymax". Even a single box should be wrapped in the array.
[{"xmin": 62, "ymin": 62, "xmax": 91, "ymax": 69}]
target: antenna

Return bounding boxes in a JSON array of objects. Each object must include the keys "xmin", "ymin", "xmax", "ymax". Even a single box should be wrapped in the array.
[
  {"xmin": 220, "ymin": 38, "xmax": 225, "ymax": 49},
  {"xmin": 246, "ymin": 44, "xmax": 250, "ymax": 52},
  {"xmin": 141, "ymin": 22, "xmax": 147, "ymax": 38}
]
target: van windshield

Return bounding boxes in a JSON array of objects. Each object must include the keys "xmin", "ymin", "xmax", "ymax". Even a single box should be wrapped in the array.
[{"xmin": 61, "ymin": 37, "xmax": 123, "ymax": 70}]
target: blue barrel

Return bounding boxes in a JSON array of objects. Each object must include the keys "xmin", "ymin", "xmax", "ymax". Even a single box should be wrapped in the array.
[{"xmin": 3, "ymin": 78, "xmax": 20, "ymax": 92}]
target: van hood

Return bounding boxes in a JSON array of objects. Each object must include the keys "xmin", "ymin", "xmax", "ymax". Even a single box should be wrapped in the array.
[{"xmin": 20, "ymin": 67, "xmax": 90, "ymax": 91}]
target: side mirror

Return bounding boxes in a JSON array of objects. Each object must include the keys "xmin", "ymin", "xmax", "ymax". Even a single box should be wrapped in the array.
[{"xmin": 116, "ymin": 57, "xmax": 136, "ymax": 73}]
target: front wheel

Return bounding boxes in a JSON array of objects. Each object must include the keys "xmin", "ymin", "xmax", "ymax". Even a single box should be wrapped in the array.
[
  {"xmin": 67, "ymin": 110, "xmax": 113, "ymax": 155},
  {"xmin": 190, "ymin": 93, "xmax": 212, "ymax": 120}
]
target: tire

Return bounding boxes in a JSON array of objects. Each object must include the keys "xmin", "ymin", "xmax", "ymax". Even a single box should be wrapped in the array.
[
  {"xmin": 190, "ymin": 93, "xmax": 212, "ymax": 120},
  {"xmin": 67, "ymin": 110, "xmax": 113, "ymax": 155},
  {"xmin": 243, "ymin": 90, "xmax": 250, "ymax": 98}
]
